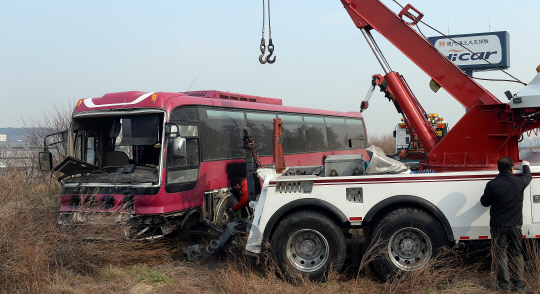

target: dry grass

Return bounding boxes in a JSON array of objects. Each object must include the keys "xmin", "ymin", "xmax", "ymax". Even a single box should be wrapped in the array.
[
  {"xmin": 368, "ymin": 133, "xmax": 396, "ymax": 155},
  {"xmin": 0, "ymin": 170, "xmax": 172, "ymax": 293},
  {"xmin": 5, "ymin": 175, "xmax": 540, "ymax": 294},
  {"xmin": 2, "ymin": 115, "xmax": 540, "ymax": 293},
  {"xmin": 524, "ymin": 239, "xmax": 540, "ymax": 292},
  {"xmin": 212, "ymin": 240, "xmax": 508, "ymax": 294},
  {"xmin": 3, "ymin": 163, "xmax": 540, "ymax": 293}
]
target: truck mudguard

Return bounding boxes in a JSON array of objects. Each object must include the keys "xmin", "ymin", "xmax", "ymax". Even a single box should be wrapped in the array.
[
  {"xmin": 363, "ymin": 195, "xmax": 455, "ymax": 243},
  {"xmin": 262, "ymin": 198, "xmax": 349, "ymax": 240}
]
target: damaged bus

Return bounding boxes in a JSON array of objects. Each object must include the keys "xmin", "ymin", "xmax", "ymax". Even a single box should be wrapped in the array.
[{"xmin": 39, "ymin": 90, "xmax": 367, "ymax": 239}]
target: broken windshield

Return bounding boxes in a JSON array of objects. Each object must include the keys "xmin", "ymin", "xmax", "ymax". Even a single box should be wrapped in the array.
[
  {"xmin": 65, "ymin": 112, "xmax": 164, "ymax": 184},
  {"xmin": 113, "ymin": 114, "xmax": 159, "ymax": 146}
]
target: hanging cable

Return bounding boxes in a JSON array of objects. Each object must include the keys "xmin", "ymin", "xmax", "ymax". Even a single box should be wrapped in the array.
[
  {"xmin": 259, "ymin": 0, "xmax": 267, "ymax": 64},
  {"xmin": 265, "ymin": 0, "xmax": 276, "ymax": 63}
]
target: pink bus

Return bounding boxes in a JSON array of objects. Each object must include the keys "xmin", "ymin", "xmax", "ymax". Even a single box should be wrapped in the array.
[{"xmin": 40, "ymin": 90, "xmax": 368, "ymax": 238}]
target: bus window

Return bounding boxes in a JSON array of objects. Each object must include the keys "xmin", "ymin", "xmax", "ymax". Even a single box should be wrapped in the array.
[
  {"xmin": 170, "ymin": 106, "xmax": 198, "ymax": 122},
  {"xmin": 278, "ymin": 114, "xmax": 307, "ymax": 154},
  {"xmin": 325, "ymin": 117, "xmax": 348, "ymax": 150},
  {"xmin": 304, "ymin": 116, "xmax": 328, "ymax": 152},
  {"xmin": 175, "ymin": 125, "xmax": 198, "ymax": 137},
  {"xmin": 346, "ymin": 119, "xmax": 366, "ymax": 148},
  {"xmin": 87, "ymin": 136, "xmax": 96, "ymax": 164},
  {"xmin": 167, "ymin": 138, "xmax": 200, "ymax": 184},
  {"xmin": 74, "ymin": 134, "xmax": 82, "ymax": 160},
  {"xmin": 167, "ymin": 168, "xmax": 199, "ymax": 185},
  {"xmin": 168, "ymin": 137, "xmax": 199, "ymax": 168},
  {"xmin": 246, "ymin": 112, "xmax": 277, "ymax": 156},
  {"xmin": 200, "ymin": 108, "xmax": 246, "ymax": 160}
]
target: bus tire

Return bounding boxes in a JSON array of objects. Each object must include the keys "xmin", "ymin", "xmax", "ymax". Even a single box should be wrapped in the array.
[
  {"xmin": 270, "ymin": 211, "xmax": 346, "ymax": 280},
  {"xmin": 215, "ymin": 195, "xmax": 240, "ymax": 230},
  {"xmin": 370, "ymin": 207, "xmax": 449, "ymax": 279}
]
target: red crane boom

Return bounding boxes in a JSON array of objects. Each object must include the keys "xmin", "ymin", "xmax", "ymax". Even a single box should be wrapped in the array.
[{"xmin": 341, "ymin": 0, "xmax": 540, "ymax": 171}]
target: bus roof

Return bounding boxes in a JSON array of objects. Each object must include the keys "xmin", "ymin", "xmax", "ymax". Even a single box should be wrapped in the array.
[{"xmin": 73, "ymin": 90, "xmax": 362, "ymax": 118}]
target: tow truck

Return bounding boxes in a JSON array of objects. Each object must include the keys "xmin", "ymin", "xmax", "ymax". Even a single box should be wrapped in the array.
[{"xmin": 238, "ymin": 0, "xmax": 540, "ymax": 280}]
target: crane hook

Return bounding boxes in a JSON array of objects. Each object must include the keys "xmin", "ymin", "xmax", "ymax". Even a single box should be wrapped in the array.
[
  {"xmin": 259, "ymin": 37, "xmax": 267, "ymax": 64},
  {"xmin": 266, "ymin": 38, "xmax": 276, "ymax": 64}
]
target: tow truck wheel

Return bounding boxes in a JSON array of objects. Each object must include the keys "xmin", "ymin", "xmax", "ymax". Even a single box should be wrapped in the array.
[
  {"xmin": 371, "ymin": 207, "xmax": 449, "ymax": 279},
  {"xmin": 270, "ymin": 211, "xmax": 346, "ymax": 281}
]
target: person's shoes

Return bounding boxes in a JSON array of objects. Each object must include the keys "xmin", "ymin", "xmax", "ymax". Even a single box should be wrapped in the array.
[{"xmin": 514, "ymin": 286, "xmax": 526, "ymax": 292}]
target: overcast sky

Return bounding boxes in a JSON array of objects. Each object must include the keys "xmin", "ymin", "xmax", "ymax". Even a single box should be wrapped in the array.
[{"xmin": 2, "ymin": 0, "xmax": 539, "ymax": 136}]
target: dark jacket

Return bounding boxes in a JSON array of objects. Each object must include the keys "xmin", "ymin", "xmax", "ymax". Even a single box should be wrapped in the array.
[{"xmin": 480, "ymin": 165, "xmax": 532, "ymax": 227}]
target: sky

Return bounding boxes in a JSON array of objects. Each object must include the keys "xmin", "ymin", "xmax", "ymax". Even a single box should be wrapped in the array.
[{"xmin": 1, "ymin": 0, "xmax": 540, "ymax": 136}]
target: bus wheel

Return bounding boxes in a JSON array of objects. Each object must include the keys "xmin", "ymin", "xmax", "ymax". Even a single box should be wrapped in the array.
[
  {"xmin": 371, "ymin": 207, "xmax": 449, "ymax": 279},
  {"xmin": 215, "ymin": 195, "xmax": 240, "ymax": 230},
  {"xmin": 270, "ymin": 211, "xmax": 346, "ymax": 280}
]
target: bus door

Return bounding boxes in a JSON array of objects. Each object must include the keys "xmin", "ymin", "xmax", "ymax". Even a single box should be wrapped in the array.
[{"xmin": 166, "ymin": 107, "xmax": 201, "ymax": 193}]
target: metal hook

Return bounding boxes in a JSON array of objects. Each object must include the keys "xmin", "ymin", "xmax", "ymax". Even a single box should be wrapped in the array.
[
  {"xmin": 259, "ymin": 37, "xmax": 267, "ymax": 64},
  {"xmin": 266, "ymin": 38, "xmax": 276, "ymax": 64}
]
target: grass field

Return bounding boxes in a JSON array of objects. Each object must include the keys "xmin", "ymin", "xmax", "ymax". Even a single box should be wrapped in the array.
[
  {"xmin": 3, "ymin": 168, "xmax": 540, "ymax": 294},
  {"xmin": 2, "ymin": 134, "xmax": 540, "ymax": 293}
]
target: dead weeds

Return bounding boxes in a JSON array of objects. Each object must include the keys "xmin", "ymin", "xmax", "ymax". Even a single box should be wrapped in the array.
[{"xmin": 2, "ymin": 167, "xmax": 540, "ymax": 294}]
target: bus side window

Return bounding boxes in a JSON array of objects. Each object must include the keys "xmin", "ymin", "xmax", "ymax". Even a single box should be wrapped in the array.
[
  {"xmin": 278, "ymin": 114, "xmax": 307, "ymax": 154},
  {"xmin": 346, "ymin": 119, "xmax": 367, "ymax": 148},
  {"xmin": 304, "ymin": 116, "xmax": 328, "ymax": 152},
  {"xmin": 167, "ymin": 126, "xmax": 199, "ymax": 168},
  {"xmin": 246, "ymin": 112, "xmax": 277, "ymax": 157},
  {"xmin": 199, "ymin": 109, "xmax": 246, "ymax": 160},
  {"xmin": 166, "ymin": 124, "xmax": 200, "ymax": 186},
  {"xmin": 170, "ymin": 107, "xmax": 199, "ymax": 122},
  {"xmin": 325, "ymin": 117, "xmax": 348, "ymax": 150}
]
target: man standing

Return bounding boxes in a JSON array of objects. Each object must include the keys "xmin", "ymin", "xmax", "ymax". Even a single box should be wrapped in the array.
[{"xmin": 481, "ymin": 157, "xmax": 531, "ymax": 292}]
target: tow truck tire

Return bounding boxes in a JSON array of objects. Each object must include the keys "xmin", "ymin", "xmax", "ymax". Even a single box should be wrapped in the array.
[
  {"xmin": 270, "ymin": 211, "xmax": 346, "ymax": 281},
  {"xmin": 370, "ymin": 207, "xmax": 449, "ymax": 279}
]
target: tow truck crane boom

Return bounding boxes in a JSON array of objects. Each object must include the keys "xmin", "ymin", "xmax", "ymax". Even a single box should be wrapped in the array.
[{"xmin": 341, "ymin": 0, "xmax": 540, "ymax": 171}]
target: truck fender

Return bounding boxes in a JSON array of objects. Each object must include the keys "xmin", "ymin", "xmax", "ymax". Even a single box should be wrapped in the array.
[
  {"xmin": 262, "ymin": 198, "xmax": 348, "ymax": 240},
  {"xmin": 363, "ymin": 195, "xmax": 455, "ymax": 243}
]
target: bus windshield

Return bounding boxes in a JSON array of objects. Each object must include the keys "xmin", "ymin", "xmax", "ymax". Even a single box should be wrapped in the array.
[{"xmin": 65, "ymin": 113, "xmax": 164, "ymax": 184}]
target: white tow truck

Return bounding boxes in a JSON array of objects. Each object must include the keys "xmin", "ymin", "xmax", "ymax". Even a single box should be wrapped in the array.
[{"xmin": 236, "ymin": 0, "xmax": 540, "ymax": 280}]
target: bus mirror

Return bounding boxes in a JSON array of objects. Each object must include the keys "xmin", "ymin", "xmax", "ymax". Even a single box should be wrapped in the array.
[
  {"xmin": 44, "ymin": 130, "xmax": 67, "ymax": 147},
  {"xmin": 39, "ymin": 151, "xmax": 53, "ymax": 171},
  {"xmin": 172, "ymin": 138, "xmax": 186, "ymax": 158},
  {"xmin": 165, "ymin": 123, "xmax": 180, "ymax": 138}
]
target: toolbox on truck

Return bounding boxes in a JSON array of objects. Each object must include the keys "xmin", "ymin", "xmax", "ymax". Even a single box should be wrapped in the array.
[{"xmin": 324, "ymin": 154, "xmax": 365, "ymax": 177}]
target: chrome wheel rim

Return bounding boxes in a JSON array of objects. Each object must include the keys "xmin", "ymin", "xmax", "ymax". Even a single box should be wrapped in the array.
[
  {"xmin": 286, "ymin": 229, "xmax": 329, "ymax": 272},
  {"xmin": 388, "ymin": 227, "xmax": 432, "ymax": 270}
]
